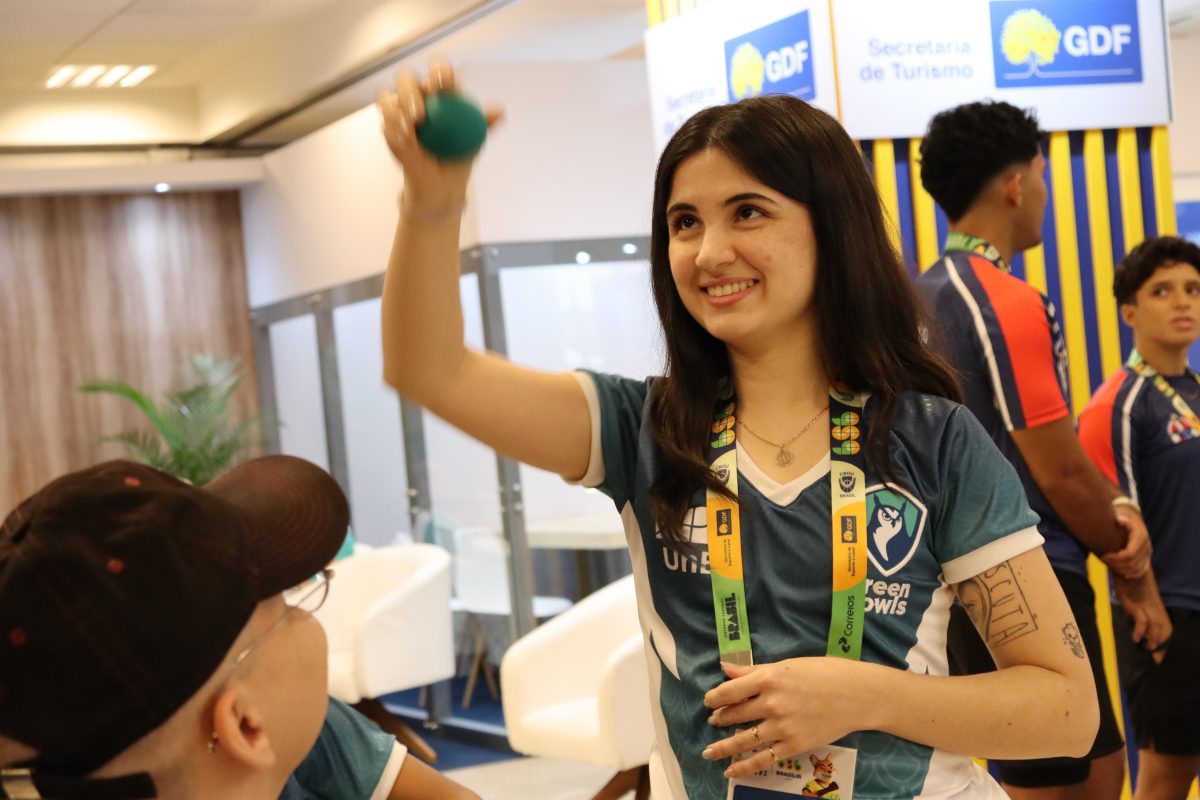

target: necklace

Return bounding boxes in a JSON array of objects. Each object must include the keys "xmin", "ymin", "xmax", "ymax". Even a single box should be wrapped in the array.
[{"xmin": 737, "ymin": 405, "xmax": 829, "ymax": 467}]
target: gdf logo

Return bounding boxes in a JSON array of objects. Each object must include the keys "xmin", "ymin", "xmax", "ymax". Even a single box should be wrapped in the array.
[
  {"xmin": 766, "ymin": 41, "xmax": 810, "ymax": 83},
  {"xmin": 724, "ymin": 10, "xmax": 815, "ymax": 102},
  {"xmin": 990, "ymin": 0, "xmax": 1143, "ymax": 88},
  {"xmin": 1062, "ymin": 24, "xmax": 1132, "ymax": 57}
]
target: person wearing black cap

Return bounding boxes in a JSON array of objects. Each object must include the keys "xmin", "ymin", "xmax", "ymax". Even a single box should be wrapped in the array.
[{"xmin": 0, "ymin": 455, "xmax": 349, "ymax": 800}]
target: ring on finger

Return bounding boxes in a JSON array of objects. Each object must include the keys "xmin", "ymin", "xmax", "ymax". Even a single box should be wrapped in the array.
[
  {"xmin": 751, "ymin": 726, "xmax": 762, "ymax": 746},
  {"xmin": 767, "ymin": 745, "xmax": 779, "ymax": 763}
]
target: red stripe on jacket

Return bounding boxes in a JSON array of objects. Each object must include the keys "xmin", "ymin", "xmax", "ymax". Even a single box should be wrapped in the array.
[
  {"xmin": 1078, "ymin": 370, "xmax": 1129, "ymax": 487},
  {"xmin": 969, "ymin": 255, "xmax": 1070, "ymax": 428}
]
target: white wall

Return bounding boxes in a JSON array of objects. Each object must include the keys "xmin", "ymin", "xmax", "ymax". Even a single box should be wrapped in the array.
[
  {"xmin": 239, "ymin": 59, "xmax": 655, "ymax": 308},
  {"xmin": 463, "ymin": 60, "xmax": 657, "ymax": 244},
  {"xmin": 1169, "ymin": 31, "xmax": 1200, "ymax": 200}
]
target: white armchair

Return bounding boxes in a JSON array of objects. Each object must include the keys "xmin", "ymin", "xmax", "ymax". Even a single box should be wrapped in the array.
[
  {"xmin": 453, "ymin": 526, "xmax": 572, "ymax": 707},
  {"xmin": 501, "ymin": 574, "xmax": 652, "ymax": 800},
  {"xmin": 314, "ymin": 543, "xmax": 454, "ymax": 762}
]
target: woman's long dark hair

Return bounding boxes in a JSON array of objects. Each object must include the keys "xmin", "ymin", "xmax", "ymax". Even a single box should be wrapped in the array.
[{"xmin": 647, "ymin": 94, "xmax": 960, "ymax": 545}]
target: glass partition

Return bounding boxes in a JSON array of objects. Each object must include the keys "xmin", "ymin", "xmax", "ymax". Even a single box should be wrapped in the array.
[
  {"xmin": 250, "ymin": 237, "xmax": 651, "ymax": 743},
  {"xmin": 333, "ymin": 297, "xmax": 411, "ymax": 547},
  {"xmin": 268, "ymin": 314, "xmax": 328, "ymax": 469}
]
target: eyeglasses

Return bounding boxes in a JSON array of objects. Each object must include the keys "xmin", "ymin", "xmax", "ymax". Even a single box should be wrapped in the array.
[{"xmin": 228, "ymin": 568, "xmax": 333, "ymax": 674}]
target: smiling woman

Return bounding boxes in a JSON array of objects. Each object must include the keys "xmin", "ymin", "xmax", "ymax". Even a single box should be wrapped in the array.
[{"xmin": 377, "ymin": 61, "xmax": 1100, "ymax": 800}]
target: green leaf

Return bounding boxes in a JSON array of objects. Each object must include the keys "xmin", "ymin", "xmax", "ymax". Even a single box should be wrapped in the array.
[
  {"xmin": 81, "ymin": 354, "xmax": 254, "ymax": 485},
  {"xmin": 78, "ymin": 380, "xmax": 167, "ymax": 432}
]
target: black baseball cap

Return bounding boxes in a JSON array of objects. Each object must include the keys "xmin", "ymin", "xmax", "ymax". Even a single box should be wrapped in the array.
[{"xmin": 0, "ymin": 456, "xmax": 349, "ymax": 797}]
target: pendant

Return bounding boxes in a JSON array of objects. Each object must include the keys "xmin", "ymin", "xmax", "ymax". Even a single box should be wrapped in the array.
[{"xmin": 775, "ymin": 448, "xmax": 794, "ymax": 467}]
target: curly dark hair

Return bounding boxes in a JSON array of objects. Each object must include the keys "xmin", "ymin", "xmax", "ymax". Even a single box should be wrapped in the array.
[
  {"xmin": 919, "ymin": 101, "xmax": 1046, "ymax": 221},
  {"xmin": 1114, "ymin": 235, "xmax": 1200, "ymax": 305}
]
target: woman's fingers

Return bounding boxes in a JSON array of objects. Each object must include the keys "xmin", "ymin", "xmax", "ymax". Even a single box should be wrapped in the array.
[
  {"xmin": 376, "ymin": 90, "xmax": 409, "ymax": 160},
  {"xmin": 707, "ymin": 697, "xmax": 764, "ymax": 728},
  {"xmin": 483, "ymin": 104, "xmax": 506, "ymax": 129},
  {"xmin": 703, "ymin": 665, "xmax": 762, "ymax": 709},
  {"xmin": 702, "ymin": 724, "xmax": 772, "ymax": 762},
  {"xmin": 723, "ymin": 746, "xmax": 782, "ymax": 779},
  {"xmin": 704, "ymin": 727, "xmax": 812, "ymax": 779},
  {"xmin": 427, "ymin": 57, "xmax": 457, "ymax": 94},
  {"xmin": 393, "ymin": 70, "xmax": 425, "ymax": 126}
]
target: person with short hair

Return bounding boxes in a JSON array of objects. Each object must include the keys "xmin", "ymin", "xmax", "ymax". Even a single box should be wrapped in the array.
[
  {"xmin": 0, "ymin": 456, "xmax": 348, "ymax": 800},
  {"xmin": 914, "ymin": 100, "xmax": 1172, "ymax": 800},
  {"xmin": 1078, "ymin": 235, "xmax": 1200, "ymax": 800},
  {"xmin": 376, "ymin": 63, "xmax": 1100, "ymax": 800}
]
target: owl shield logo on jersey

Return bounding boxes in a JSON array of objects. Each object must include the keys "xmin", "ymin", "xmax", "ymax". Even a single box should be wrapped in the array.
[{"xmin": 865, "ymin": 485, "xmax": 928, "ymax": 577}]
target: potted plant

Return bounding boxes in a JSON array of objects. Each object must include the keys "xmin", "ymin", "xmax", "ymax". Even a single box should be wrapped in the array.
[{"xmin": 79, "ymin": 354, "xmax": 257, "ymax": 485}]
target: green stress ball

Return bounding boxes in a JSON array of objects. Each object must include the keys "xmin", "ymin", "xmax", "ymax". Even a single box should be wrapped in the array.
[{"xmin": 416, "ymin": 92, "xmax": 488, "ymax": 161}]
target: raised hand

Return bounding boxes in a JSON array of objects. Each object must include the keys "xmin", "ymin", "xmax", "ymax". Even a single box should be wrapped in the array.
[{"xmin": 375, "ymin": 59, "xmax": 504, "ymax": 217}]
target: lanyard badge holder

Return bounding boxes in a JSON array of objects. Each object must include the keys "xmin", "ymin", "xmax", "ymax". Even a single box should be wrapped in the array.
[
  {"xmin": 708, "ymin": 387, "xmax": 867, "ymax": 798},
  {"xmin": 1126, "ymin": 350, "xmax": 1200, "ymax": 441}
]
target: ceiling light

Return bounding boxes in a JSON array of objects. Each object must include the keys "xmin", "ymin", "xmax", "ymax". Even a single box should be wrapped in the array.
[
  {"xmin": 45, "ymin": 66, "xmax": 79, "ymax": 89},
  {"xmin": 575, "ymin": 251, "xmax": 591, "ymax": 265},
  {"xmin": 95, "ymin": 65, "xmax": 132, "ymax": 88},
  {"xmin": 154, "ymin": 183, "xmax": 171, "ymax": 194},
  {"xmin": 622, "ymin": 243, "xmax": 638, "ymax": 255},
  {"xmin": 119, "ymin": 65, "xmax": 156, "ymax": 88},
  {"xmin": 70, "ymin": 65, "xmax": 107, "ymax": 88}
]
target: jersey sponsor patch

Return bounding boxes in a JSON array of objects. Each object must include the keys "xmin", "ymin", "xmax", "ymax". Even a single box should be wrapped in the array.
[
  {"xmin": 865, "ymin": 485, "xmax": 928, "ymax": 578},
  {"xmin": 1167, "ymin": 413, "xmax": 1200, "ymax": 445}
]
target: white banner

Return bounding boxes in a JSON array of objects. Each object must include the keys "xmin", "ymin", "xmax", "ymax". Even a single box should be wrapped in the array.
[
  {"xmin": 643, "ymin": 0, "xmax": 1171, "ymax": 147},
  {"xmin": 643, "ymin": 0, "xmax": 837, "ymax": 152},
  {"xmin": 833, "ymin": 0, "xmax": 1171, "ymax": 139}
]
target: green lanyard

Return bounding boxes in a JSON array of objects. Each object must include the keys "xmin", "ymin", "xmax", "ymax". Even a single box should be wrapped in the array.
[
  {"xmin": 944, "ymin": 232, "xmax": 1010, "ymax": 274},
  {"xmin": 705, "ymin": 388, "xmax": 869, "ymax": 666},
  {"xmin": 1125, "ymin": 349, "xmax": 1200, "ymax": 430}
]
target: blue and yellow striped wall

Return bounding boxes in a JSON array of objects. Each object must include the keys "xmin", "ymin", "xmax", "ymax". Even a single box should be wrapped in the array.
[
  {"xmin": 866, "ymin": 133, "xmax": 1179, "ymax": 800},
  {"xmin": 647, "ymin": 2, "xmax": 1185, "ymax": 797}
]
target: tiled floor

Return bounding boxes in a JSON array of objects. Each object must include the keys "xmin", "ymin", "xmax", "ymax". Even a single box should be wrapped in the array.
[{"xmin": 445, "ymin": 757, "xmax": 632, "ymax": 800}]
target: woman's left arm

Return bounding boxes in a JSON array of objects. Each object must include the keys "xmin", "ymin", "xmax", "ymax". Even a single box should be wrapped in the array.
[{"xmin": 705, "ymin": 545, "xmax": 1099, "ymax": 779}]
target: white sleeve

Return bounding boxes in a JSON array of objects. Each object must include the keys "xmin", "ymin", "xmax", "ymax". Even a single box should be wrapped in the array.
[
  {"xmin": 940, "ymin": 526, "xmax": 1045, "ymax": 585},
  {"xmin": 563, "ymin": 371, "xmax": 606, "ymax": 488},
  {"xmin": 368, "ymin": 741, "xmax": 407, "ymax": 800}
]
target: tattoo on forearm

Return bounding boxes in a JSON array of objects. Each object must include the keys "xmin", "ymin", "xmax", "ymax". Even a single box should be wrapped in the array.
[
  {"xmin": 956, "ymin": 561, "xmax": 1039, "ymax": 648},
  {"xmin": 1062, "ymin": 623, "xmax": 1086, "ymax": 659}
]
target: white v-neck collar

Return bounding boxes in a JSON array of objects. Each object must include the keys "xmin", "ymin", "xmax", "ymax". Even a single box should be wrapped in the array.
[{"xmin": 735, "ymin": 441, "xmax": 830, "ymax": 506}]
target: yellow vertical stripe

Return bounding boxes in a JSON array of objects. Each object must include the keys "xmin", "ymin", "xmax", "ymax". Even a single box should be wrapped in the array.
[
  {"xmin": 1047, "ymin": 131, "xmax": 1090, "ymax": 417},
  {"xmin": 1024, "ymin": 244, "xmax": 1048, "ymax": 295},
  {"xmin": 1116, "ymin": 129, "xmax": 1145, "ymax": 253},
  {"xmin": 909, "ymin": 137, "xmax": 939, "ymax": 271},
  {"xmin": 872, "ymin": 139, "xmax": 902, "ymax": 258},
  {"xmin": 1083, "ymin": 130, "xmax": 1122, "ymax": 377},
  {"xmin": 826, "ymin": 0, "xmax": 845, "ymax": 120},
  {"xmin": 1089, "ymin": 557, "xmax": 1134, "ymax": 800},
  {"xmin": 645, "ymin": 0, "xmax": 663, "ymax": 25},
  {"xmin": 1088, "ymin": 556, "xmax": 1127, "ymax": 733},
  {"xmin": 1150, "ymin": 126, "xmax": 1177, "ymax": 236}
]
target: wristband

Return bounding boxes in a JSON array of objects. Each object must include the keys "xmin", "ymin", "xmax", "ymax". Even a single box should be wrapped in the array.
[{"xmin": 1111, "ymin": 496, "xmax": 1142, "ymax": 516}]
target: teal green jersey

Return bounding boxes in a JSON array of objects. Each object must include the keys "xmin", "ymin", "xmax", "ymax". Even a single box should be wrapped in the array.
[
  {"xmin": 575, "ymin": 373, "xmax": 1042, "ymax": 800},
  {"xmin": 283, "ymin": 698, "xmax": 404, "ymax": 800}
]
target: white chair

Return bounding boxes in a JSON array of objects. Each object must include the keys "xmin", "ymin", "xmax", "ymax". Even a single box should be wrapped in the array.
[
  {"xmin": 452, "ymin": 526, "xmax": 572, "ymax": 707},
  {"xmin": 314, "ymin": 543, "xmax": 454, "ymax": 763},
  {"xmin": 501, "ymin": 575, "xmax": 652, "ymax": 800}
]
